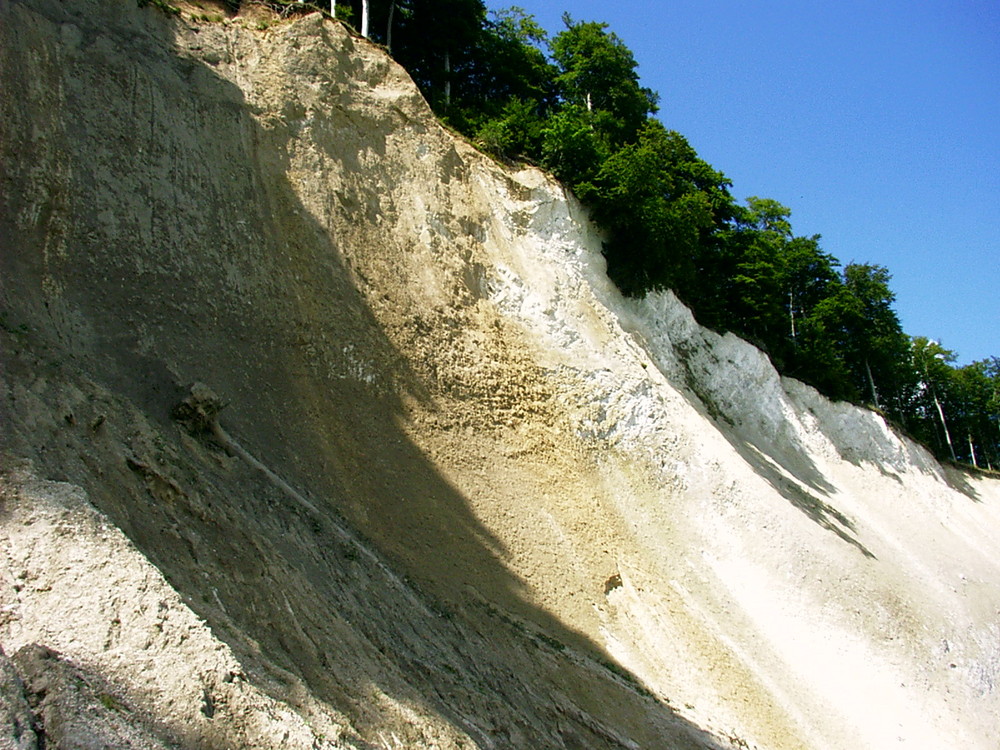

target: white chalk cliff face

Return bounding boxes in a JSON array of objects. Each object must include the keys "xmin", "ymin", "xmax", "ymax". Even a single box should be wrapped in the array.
[{"xmin": 1, "ymin": 1, "xmax": 998, "ymax": 748}]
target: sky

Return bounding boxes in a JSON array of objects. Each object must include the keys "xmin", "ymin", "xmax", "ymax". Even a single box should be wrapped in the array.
[{"xmin": 484, "ymin": 0, "xmax": 1000, "ymax": 365}]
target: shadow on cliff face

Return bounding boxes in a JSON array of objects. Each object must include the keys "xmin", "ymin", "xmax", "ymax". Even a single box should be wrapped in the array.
[
  {"xmin": 0, "ymin": 1, "xmax": 729, "ymax": 747},
  {"xmin": 729, "ymin": 437, "xmax": 876, "ymax": 559},
  {"xmin": 941, "ymin": 462, "xmax": 983, "ymax": 501},
  {"xmin": 671, "ymin": 345, "xmax": 875, "ymax": 559}
]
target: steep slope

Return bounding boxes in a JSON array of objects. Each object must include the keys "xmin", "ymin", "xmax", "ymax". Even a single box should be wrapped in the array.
[{"xmin": 1, "ymin": 1, "xmax": 998, "ymax": 748}]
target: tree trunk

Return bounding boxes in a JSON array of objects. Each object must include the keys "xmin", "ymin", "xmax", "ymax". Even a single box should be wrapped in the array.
[
  {"xmin": 864, "ymin": 358, "xmax": 880, "ymax": 410},
  {"xmin": 386, "ymin": 2, "xmax": 395, "ymax": 52},
  {"xmin": 444, "ymin": 50, "xmax": 451, "ymax": 110},
  {"xmin": 361, "ymin": 0, "xmax": 370, "ymax": 38},
  {"xmin": 330, "ymin": 1, "xmax": 335, "ymax": 19},
  {"xmin": 968, "ymin": 434, "xmax": 979, "ymax": 468},
  {"xmin": 788, "ymin": 289, "xmax": 797, "ymax": 341},
  {"xmin": 933, "ymin": 390, "xmax": 956, "ymax": 461}
]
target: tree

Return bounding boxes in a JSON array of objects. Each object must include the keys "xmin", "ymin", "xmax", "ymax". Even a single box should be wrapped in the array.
[
  {"xmin": 717, "ymin": 197, "xmax": 795, "ymax": 351},
  {"xmin": 703, "ymin": 198, "xmax": 843, "ymax": 387},
  {"xmin": 465, "ymin": 7, "xmax": 557, "ymax": 146},
  {"xmin": 475, "ymin": 97, "xmax": 547, "ymax": 162},
  {"xmin": 840, "ymin": 263, "xmax": 911, "ymax": 411},
  {"xmin": 782, "ymin": 236, "xmax": 840, "ymax": 341},
  {"xmin": 385, "ymin": 1, "xmax": 395, "ymax": 50},
  {"xmin": 943, "ymin": 358, "xmax": 1000, "ymax": 468},
  {"xmin": 911, "ymin": 337, "xmax": 959, "ymax": 460},
  {"xmin": 986, "ymin": 357, "xmax": 1000, "ymax": 468},
  {"xmin": 477, "ymin": 7, "xmax": 554, "ymax": 104},
  {"xmin": 575, "ymin": 121, "xmax": 735, "ymax": 298},
  {"xmin": 549, "ymin": 15, "xmax": 658, "ymax": 148},
  {"xmin": 389, "ymin": 0, "xmax": 488, "ymax": 115},
  {"xmin": 539, "ymin": 104, "xmax": 609, "ymax": 188}
]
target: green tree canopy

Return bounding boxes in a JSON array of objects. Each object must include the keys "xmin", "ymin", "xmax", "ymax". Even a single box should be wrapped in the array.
[
  {"xmin": 950, "ymin": 360, "xmax": 999, "ymax": 467},
  {"xmin": 804, "ymin": 264, "xmax": 914, "ymax": 412},
  {"xmin": 458, "ymin": 8, "xmax": 557, "ymax": 135},
  {"xmin": 580, "ymin": 122, "xmax": 734, "ymax": 296},
  {"xmin": 549, "ymin": 14, "xmax": 658, "ymax": 147},
  {"xmin": 389, "ymin": 0, "xmax": 488, "ymax": 113}
]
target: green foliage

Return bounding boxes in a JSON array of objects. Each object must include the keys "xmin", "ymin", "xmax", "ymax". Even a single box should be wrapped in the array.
[
  {"xmin": 950, "ymin": 360, "xmax": 999, "ymax": 467},
  {"xmin": 581, "ymin": 122, "xmax": 734, "ymax": 296},
  {"xmin": 387, "ymin": 0, "xmax": 489, "ymax": 115},
  {"xmin": 549, "ymin": 14, "xmax": 657, "ymax": 147},
  {"xmin": 711, "ymin": 198, "xmax": 797, "ymax": 348},
  {"xmin": 906, "ymin": 341, "xmax": 1000, "ymax": 467},
  {"xmin": 696, "ymin": 198, "xmax": 853, "ymax": 396},
  {"xmin": 840, "ymin": 264, "xmax": 914, "ymax": 409},
  {"xmin": 910, "ymin": 337, "xmax": 961, "ymax": 458},
  {"xmin": 475, "ymin": 97, "xmax": 546, "ymax": 162},
  {"xmin": 473, "ymin": 9, "xmax": 556, "ymax": 110},
  {"xmin": 538, "ymin": 104, "xmax": 609, "ymax": 186}
]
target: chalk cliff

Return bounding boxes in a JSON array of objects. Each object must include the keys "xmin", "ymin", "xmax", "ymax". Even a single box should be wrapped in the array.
[{"xmin": 2, "ymin": 1, "xmax": 998, "ymax": 748}]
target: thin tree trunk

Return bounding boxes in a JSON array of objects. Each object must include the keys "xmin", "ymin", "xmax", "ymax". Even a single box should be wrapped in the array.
[
  {"xmin": 386, "ymin": 2, "xmax": 395, "ymax": 52},
  {"xmin": 933, "ymin": 390, "xmax": 956, "ymax": 461},
  {"xmin": 968, "ymin": 434, "xmax": 979, "ymax": 468},
  {"xmin": 361, "ymin": 0, "xmax": 370, "ymax": 37},
  {"xmin": 330, "ymin": 1, "xmax": 335, "ymax": 19},
  {"xmin": 444, "ymin": 50, "xmax": 451, "ymax": 109},
  {"xmin": 864, "ymin": 358, "xmax": 880, "ymax": 410},
  {"xmin": 788, "ymin": 289, "xmax": 797, "ymax": 341}
]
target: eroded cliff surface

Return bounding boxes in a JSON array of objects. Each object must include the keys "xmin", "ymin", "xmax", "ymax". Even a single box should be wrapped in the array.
[{"xmin": 2, "ymin": 1, "xmax": 998, "ymax": 748}]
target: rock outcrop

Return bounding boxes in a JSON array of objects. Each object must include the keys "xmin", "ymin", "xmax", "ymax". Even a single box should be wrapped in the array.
[{"xmin": 2, "ymin": 1, "xmax": 998, "ymax": 748}]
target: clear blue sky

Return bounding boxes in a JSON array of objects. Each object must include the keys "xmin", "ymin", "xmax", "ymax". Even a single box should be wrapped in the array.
[{"xmin": 485, "ymin": 0, "xmax": 1000, "ymax": 365}]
